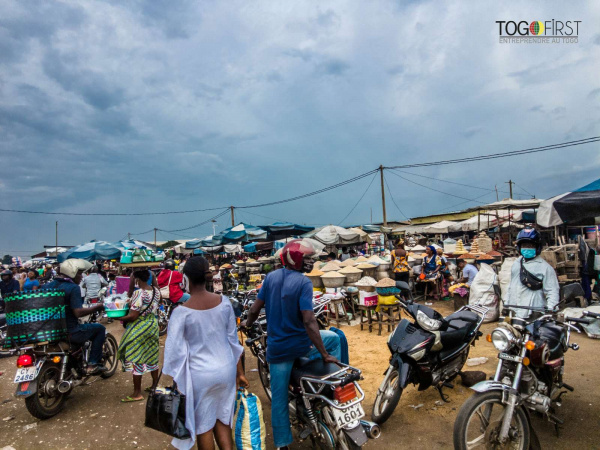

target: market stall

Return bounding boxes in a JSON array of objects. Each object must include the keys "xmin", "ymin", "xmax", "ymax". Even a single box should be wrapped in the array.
[{"xmin": 57, "ymin": 240, "xmax": 122, "ymax": 262}]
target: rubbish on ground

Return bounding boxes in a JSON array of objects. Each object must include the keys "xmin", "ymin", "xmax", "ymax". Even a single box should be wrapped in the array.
[{"xmin": 466, "ymin": 357, "xmax": 488, "ymax": 366}]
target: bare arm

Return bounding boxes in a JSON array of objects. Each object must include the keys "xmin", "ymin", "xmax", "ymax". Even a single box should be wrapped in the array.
[
  {"xmin": 302, "ymin": 310, "xmax": 337, "ymax": 363},
  {"xmin": 244, "ymin": 298, "xmax": 265, "ymax": 328},
  {"xmin": 72, "ymin": 304, "xmax": 104, "ymax": 318}
]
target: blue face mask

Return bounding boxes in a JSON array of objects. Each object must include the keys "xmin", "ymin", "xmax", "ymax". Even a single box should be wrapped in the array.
[{"xmin": 520, "ymin": 248, "xmax": 536, "ymax": 259}]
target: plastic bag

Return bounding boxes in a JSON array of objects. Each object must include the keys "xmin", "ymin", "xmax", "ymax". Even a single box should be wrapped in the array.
[
  {"xmin": 469, "ymin": 263, "xmax": 499, "ymax": 322},
  {"xmin": 232, "ymin": 389, "xmax": 266, "ymax": 450},
  {"xmin": 497, "ymin": 257, "xmax": 517, "ymax": 308}
]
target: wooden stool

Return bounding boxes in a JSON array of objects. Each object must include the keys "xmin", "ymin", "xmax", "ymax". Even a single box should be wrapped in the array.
[
  {"xmin": 345, "ymin": 292, "xmax": 359, "ymax": 320},
  {"xmin": 376, "ymin": 303, "xmax": 402, "ymax": 335},
  {"xmin": 423, "ymin": 278, "xmax": 442, "ymax": 300},
  {"xmin": 358, "ymin": 305, "xmax": 377, "ymax": 332},
  {"xmin": 328, "ymin": 298, "xmax": 351, "ymax": 328}
]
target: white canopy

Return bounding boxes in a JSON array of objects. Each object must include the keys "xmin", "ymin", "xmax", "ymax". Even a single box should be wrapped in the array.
[
  {"xmin": 422, "ymin": 220, "xmax": 462, "ymax": 234},
  {"xmin": 459, "ymin": 211, "xmax": 526, "ymax": 232},
  {"xmin": 302, "ymin": 225, "xmax": 362, "ymax": 245},
  {"xmin": 347, "ymin": 227, "xmax": 373, "ymax": 244}
]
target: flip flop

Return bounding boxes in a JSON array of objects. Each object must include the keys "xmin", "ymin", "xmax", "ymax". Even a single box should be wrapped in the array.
[{"xmin": 121, "ymin": 396, "xmax": 144, "ymax": 403}]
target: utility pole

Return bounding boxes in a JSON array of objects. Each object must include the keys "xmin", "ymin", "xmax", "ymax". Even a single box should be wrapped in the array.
[
  {"xmin": 211, "ymin": 219, "xmax": 217, "ymax": 236},
  {"xmin": 494, "ymin": 185, "xmax": 499, "ymax": 202},
  {"xmin": 370, "ymin": 207, "xmax": 373, "ymax": 224},
  {"xmin": 230, "ymin": 206, "xmax": 235, "ymax": 226},
  {"xmin": 505, "ymin": 180, "xmax": 514, "ymax": 199},
  {"xmin": 379, "ymin": 166, "xmax": 387, "ymax": 227},
  {"xmin": 55, "ymin": 221, "xmax": 58, "ymax": 255},
  {"xmin": 128, "ymin": 232, "xmax": 131, "ymax": 240},
  {"xmin": 154, "ymin": 228, "xmax": 157, "ymax": 248}
]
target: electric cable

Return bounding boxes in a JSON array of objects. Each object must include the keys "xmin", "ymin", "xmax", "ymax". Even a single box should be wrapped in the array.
[
  {"xmin": 158, "ymin": 208, "xmax": 230, "ymax": 233},
  {"xmin": 382, "ymin": 173, "xmax": 410, "ymax": 220},
  {"xmin": 337, "ymin": 172, "xmax": 378, "ymax": 226}
]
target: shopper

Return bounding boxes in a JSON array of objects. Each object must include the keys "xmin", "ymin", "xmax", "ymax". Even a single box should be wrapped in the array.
[
  {"xmin": 163, "ymin": 256, "xmax": 247, "ymax": 450},
  {"xmin": 391, "ymin": 239, "xmax": 410, "ymax": 283},
  {"xmin": 117, "ymin": 270, "xmax": 161, "ymax": 403},
  {"xmin": 81, "ymin": 266, "xmax": 108, "ymax": 304},
  {"xmin": 157, "ymin": 259, "xmax": 189, "ymax": 303},
  {"xmin": 23, "ymin": 271, "xmax": 40, "ymax": 291}
]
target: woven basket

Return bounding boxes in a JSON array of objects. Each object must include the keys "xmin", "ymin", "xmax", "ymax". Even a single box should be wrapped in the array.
[
  {"xmin": 376, "ymin": 286, "xmax": 401, "ymax": 296},
  {"xmin": 4, "ymin": 289, "xmax": 67, "ymax": 349}
]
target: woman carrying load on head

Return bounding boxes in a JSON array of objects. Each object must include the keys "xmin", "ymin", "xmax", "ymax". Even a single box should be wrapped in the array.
[
  {"xmin": 391, "ymin": 239, "xmax": 410, "ymax": 284},
  {"xmin": 117, "ymin": 269, "xmax": 161, "ymax": 403}
]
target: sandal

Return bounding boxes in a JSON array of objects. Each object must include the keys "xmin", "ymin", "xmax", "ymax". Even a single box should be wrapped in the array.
[{"xmin": 121, "ymin": 396, "xmax": 144, "ymax": 403}]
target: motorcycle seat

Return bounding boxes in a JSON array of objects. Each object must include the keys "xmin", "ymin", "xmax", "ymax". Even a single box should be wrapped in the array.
[
  {"xmin": 290, "ymin": 357, "xmax": 341, "ymax": 388},
  {"xmin": 439, "ymin": 311, "xmax": 480, "ymax": 353}
]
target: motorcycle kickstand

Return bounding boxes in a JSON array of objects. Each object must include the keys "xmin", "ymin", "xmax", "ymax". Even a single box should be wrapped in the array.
[{"xmin": 436, "ymin": 384, "xmax": 451, "ymax": 403}]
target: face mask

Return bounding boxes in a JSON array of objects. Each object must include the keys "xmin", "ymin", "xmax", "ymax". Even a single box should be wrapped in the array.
[{"xmin": 520, "ymin": 248, "xmax": 536, "ymax": 259}]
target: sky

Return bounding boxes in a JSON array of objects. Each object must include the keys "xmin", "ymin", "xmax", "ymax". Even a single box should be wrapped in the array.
[{"xmin": 1, "ymin": 0, "xmax": 599, "ymax": 258}]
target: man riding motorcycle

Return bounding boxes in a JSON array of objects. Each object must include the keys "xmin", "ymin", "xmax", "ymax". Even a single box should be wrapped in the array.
[
  {"xmin": 157, "ymin": 259, "xmax": 189, "ymax": 303},
  {"xmin": 0, "ymin": 269, "xmax": 21, "ymax": 312},
  {"xmin": 243, "ymin": 245, "xmax": 342, "ymax": 450},
  {"xmin": 506, "ymin": 227, "xmax": 560, "ymax": 318},
  {"xmin": 46, "ymin": 259, "xmax": 108, "ymax": 375}
]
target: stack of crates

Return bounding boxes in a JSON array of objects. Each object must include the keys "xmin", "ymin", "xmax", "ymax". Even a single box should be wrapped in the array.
[{"xmin": 540, "ymin": 244, "xmax": 580, "ymax": 282}]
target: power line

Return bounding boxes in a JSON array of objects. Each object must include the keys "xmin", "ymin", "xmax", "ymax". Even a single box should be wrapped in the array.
[
  {"xmin": 385, "ymin": 136, "xmax": 600, "ymax": 169},
  {"xmin": 513, "ymin": 181, "xmax": 535, "ymax": 198},
  {"xmin": 391, "ymin": 169, "xmax": 511, "ymax": 194},
  {"xmin": 158, "ymin": 209, "xmax": 230, "ymax": 233},
  {"xmin": 0, "ymin": 206, "xmax": 227, "ymax": 216},
  {"xmin": 337, "ymin": 172, "xmax": 378, "ymax": 225},
  {"xmin": 383, "ymin": 173, "xmax": 410, "ymax": 220},
  {"xmin": 387, "ymin": 170, "xmax": 490, "ymax": 204}
]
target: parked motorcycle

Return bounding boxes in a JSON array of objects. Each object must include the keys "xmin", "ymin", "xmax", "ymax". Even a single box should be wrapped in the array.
[
  {"xmin": 14, "ymin": 331, "xmax": 118, "ymax": 419},
  {"xmin": 452, "ymin": 301, "xmax": 592, "ymax": 450},
  {"xmin": 244, "ymin": 321, "xmax": 380, "ymax": 449},
  {"xmin": 372, "ymin": 282, "xmax": 488, "ymax": 425}
]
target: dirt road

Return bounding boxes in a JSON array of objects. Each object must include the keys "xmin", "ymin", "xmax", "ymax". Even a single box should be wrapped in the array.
[{"xmin": 1, "ymin": 302, "xmax": 599, "ymax": 449}]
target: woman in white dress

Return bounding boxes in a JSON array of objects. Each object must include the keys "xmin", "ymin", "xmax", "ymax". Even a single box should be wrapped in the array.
[{"xmin": 163, "ymin": 256, "xmax": 248, "ymax": 450}]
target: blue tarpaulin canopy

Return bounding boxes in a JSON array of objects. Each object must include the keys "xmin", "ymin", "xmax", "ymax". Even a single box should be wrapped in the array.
[
  {"xmin": 220, "ymin": 223, "xmax": 267, "ymax": 243},
  {"xmin": 57, "ymin": 240, "xmax": 122, "ymax": 262},
  {"xmin": 260, "ymin": 222, "xmax": 314, "ymax": 239}
]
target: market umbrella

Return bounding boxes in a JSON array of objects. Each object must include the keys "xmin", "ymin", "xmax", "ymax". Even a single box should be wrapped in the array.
[
  {"xmin": 302, "ymin": 225, "xmax": 361, "ymax": 245},
  {"xmin": 537, "ymin": 178, "xmax": 600, "ymax": 227},
  {"xmin": 347, "ymin": 227, "xmax": 372, "ymax": 244},
  {"xmin": 273, "ymin": 238, "xmax": 325, "ymax": 258},
  {"xmin": 220, "ymin": 223, "xmax": 268, "ymax": 243},
  {"xmin": 57, "ymin": 240, "xmax": 122, "ymax": 263},
  {"xmin": 260, "ymin": 222, "xmax": 315, "ymax": 239}
]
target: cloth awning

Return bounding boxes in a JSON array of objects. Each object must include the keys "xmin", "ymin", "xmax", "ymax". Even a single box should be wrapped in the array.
[
  {"xmin": 391, "ymin": 224, "xmax": 430, "ymax": 234},
  {"xmin": 260, "ymin": 222, "xmax": 315, "ymax": 239},
  {"xmin": 243, "ymin": 241, "xmax": 274, "ymax": 253},
  {"xmin": 537, "ymin": 178, "xmax": 600, "ymax": 227},
  {"xmin": 422, "ymin": 220, "xmax": 462, "ymax": 234},
  {"xmin": 467, "ymin": 198, "xmax": 543, "ymax": 211},
  {"xmin": 347, "ymin": 227, "xmax": 372, "ymax": 244},
  {"xmin": 302, "ymin": 225, "xmax": 361, "ymax": 245},
  {"xmin": 220, "ymin": 223, "xmax": 267, "ymax": 243},
  {"xmin": 57, "ymin": 240, "xmax": 122, "ymax": 262}
]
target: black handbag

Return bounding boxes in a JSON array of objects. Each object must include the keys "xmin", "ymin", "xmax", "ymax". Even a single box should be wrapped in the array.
[
  {"xmin": 519, "ymin": 259, "xmax": 544, "ymax": 291},
  {"xmin": 145, "ymin": 372, "xmax": 191, "ymax": 439}
]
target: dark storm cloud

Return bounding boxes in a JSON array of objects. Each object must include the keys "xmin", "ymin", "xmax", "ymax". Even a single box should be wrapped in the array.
[{"xmin": 0, "ymin": 0, "xmax": 598, "ymax": 258}]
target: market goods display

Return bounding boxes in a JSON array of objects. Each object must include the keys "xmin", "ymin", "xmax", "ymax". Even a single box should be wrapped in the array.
[
  {"xmin": 338, "ymin": 265, "xmax": 363, "ymax": 283},
  {"xmin": 4, "ymin": 289, "xmax": 67, "ymax": 348},
  {"xmin": 121, "ymin": 248, "xmax": 163, "ymax": 264},
  {"xmin": 354, "ymin": 256, "xmax": 368, "ymax": 263},
  {"xmin": 476, "ymin": 232, "xmax": 493, "ymax": 254},
  {"xmin": 305, "ymin": 268, "xmax": 325, "ymax": 288},
  {"xmin": 470, "ymin": 239, "xmax": 481, "ymax": 254},
  {"xmin": 375, "ymin": 277, "xmax": 400, "ymax": 295},
  {"xmin": 339, "ymin": 259, "xmax": 357, "ymax": 267},
  {"xmin": 321, "ymin": 261, "xmax": 342, "ymax": 272},
  {"xmin": 355, "ymin": 262, "xmax": 377, "ymax": 278},
  {"xmin": 355, "ymin": 275, "xmax": 377, "ymax": 292},
  {"xmin": 454, "ymin": 239, "xmax": 467, "ymax": 255},
  {"xmin": 104, "ymin": 297, "xmax": 130, "ymax": 318},
  {"xmin": 320, "ymin": 271, "xmax": 346, "ymax": 288}
]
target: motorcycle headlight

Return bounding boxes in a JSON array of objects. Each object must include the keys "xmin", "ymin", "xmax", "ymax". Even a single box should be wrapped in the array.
[
  {"xmin": 491, "ymin": 328, "xmax": 516, "ymax": 352},
  {"xmin": 416, "ymin": 310, "xmax": 442, "ymax": 331}
]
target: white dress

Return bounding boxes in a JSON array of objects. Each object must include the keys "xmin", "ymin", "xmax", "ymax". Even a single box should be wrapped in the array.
[{"xmin": 163, "ymin": 296, "xmax": 244, "ymax": 450}]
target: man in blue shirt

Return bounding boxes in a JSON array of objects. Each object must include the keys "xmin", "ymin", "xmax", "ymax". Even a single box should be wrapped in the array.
[
  {"xmin": 46, "ymin": 259, "xmax": 108, "ymax": 375},
  {"xmin": 457, "ymin": 259, "xmax": 479, "ymax": 286},
  {"xmin": 244, "ymin": 246, "xmax": 341, "ymax": 450}
]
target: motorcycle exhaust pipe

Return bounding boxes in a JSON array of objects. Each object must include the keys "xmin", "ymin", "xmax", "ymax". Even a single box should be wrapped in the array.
[
  {"xmin": 57, "ymin": 380, "xmax": 72, "ymax": 394},
  {"xmin": 360, "ymin": 420, "xmax": 381, "ymax": 439}
]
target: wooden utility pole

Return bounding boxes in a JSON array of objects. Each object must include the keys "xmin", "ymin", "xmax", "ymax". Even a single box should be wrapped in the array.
[
  {"xmin": 495, "ymin": 185, "xmax": 499, "ymax": 202},
  {"xmin": 128, "ymin": 232, "xmax": 131, "ymax": 240},
  {"xmin": 154, "ymin": 228, "xmax": 157, "ymax": 248},
  {"xmin": 230, "ymin": 206, "xmax": 235, "ymax": 226},
  {"xmin": 55, "ymin": 221, "xmax": 58, "ymax": 254},
  {"xmin": 505, "ymin": 180, "xmax": 514, "ymax": 199},
  {"xmin": 379, "ymin": 166, "xmax": 387, "ymax": 227}
]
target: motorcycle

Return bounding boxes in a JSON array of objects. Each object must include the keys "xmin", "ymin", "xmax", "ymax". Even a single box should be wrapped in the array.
[
  {"xmin": 13, "ymin": 330, "xmax": 119, "ymax": 419},
  {"xmin": 452, "ymin": 297, "xmax": 593, "ymax": 450},
  {"xmin": 244, "ymin": 321, "xmax": 380, "ymax": 449},
  {"xmin": 372, "ymin": 281, "xmax": 488, "ymax": 425}
]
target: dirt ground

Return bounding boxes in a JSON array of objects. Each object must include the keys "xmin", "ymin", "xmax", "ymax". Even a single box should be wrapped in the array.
[{"xmin": 1, "ymin": 301, "xmax": 599, "ymax": 449}]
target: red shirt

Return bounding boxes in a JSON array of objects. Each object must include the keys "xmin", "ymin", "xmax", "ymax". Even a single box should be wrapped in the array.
[{"xmin": 157, "ymin": 269, "xmax": 184, "ymax": 302}]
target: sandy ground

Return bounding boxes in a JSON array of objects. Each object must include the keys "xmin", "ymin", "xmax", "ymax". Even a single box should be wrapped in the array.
[{"xmin": 1, "ymin": 301, "xmax": 599, "ymax": 449}]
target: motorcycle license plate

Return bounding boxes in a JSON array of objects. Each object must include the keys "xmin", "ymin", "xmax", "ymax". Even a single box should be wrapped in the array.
[
  {"xmin": 499, "ymin": 353, "xmax": 522, "ymax": 363},
  {"xmin": 332, "ymin": 402, "xmax": 365, "ymax": 429},
  {"xmin": 13, "ymin": 364, "xmax": 41, "ymax": 383}
]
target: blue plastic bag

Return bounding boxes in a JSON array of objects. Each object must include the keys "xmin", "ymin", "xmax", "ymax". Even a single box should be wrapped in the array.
[{"xmin": 232, "ymin": 389, "xmax": 266, "ymax": 450}]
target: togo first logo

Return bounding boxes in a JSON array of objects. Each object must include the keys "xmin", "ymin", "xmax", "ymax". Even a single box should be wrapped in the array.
[{"xmin": 496, "ymin": 20, "xmax": 581, "ymax": 44}]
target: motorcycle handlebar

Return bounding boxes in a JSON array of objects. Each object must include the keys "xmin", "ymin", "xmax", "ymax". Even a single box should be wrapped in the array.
[
  {"xmin": 567, "ymin": 317, "xmax": 593, "ymax": 325},
  {"xmin": 583, "ymin": 311, "xmax": 600, "ymax": 319}
]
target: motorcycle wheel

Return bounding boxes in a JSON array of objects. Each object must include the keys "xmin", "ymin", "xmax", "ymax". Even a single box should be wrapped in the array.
[
  {"xmin": 310, "ymin": 421, "xmax": 336, "ymax": 449},
  {"xmin": 257, "ymin": 358, "xmax": 272, "ymax": 401},
  {"xmin": 453, "ymin": 391, "xmax": 530, "ymax": 450},
  {"xmin": 158, "ymin": 308, "xmax": 169, "ymax": 336},
  {"xmin": 100, "ymin": 333, "xmax": 119, "ymax": 379},
  {"xmin": 25, "ymin": 364, "xmax": 66, "ymax": 419},
  {"xmin": 371, "ymin": 368, "xmax": 403, "ymax": 425}
]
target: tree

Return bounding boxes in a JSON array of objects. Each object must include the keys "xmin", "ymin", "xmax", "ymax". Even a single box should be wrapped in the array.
[
  {"xmin": 2, "ymin": 254, "xmax": 13, "ymax": 265},
  {"xmin": 158, "ymin": 240, "xmax": 180, "ymax": 250}
]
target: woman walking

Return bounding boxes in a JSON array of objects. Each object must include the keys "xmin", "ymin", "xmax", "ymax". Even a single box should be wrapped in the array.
[
  {"xmin": 391, "ymin": 239, "xmax": 410, "ymax": 283},
  {"xmin": 117, "ymin": 269, "xmax": 160, "ymax": 402},
  {"xmin": 163, "ymin": 256, "xmax": 247, "ymax": 450}
]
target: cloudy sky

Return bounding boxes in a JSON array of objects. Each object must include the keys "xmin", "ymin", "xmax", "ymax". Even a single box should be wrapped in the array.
[{"xmin": 1, "ymin": 1, "xmax": 599, "ymax": 257}]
